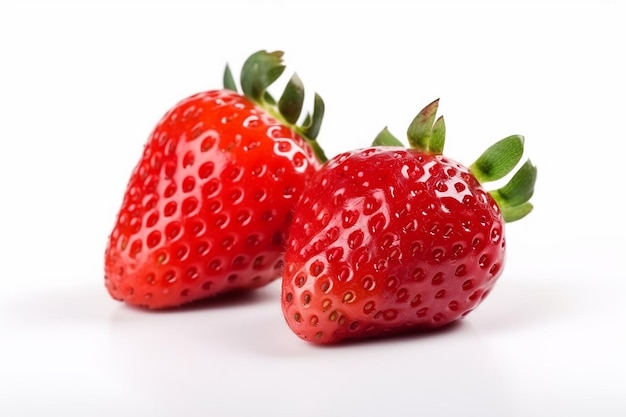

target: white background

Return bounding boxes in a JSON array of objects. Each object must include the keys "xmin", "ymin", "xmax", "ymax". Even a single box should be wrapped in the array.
[{"xmin": 1, "ymin": 0, "xmax": 625, "ymax": 416}]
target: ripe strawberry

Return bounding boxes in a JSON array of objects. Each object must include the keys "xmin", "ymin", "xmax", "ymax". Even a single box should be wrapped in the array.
[
  {"xmin": 282, "ymin": 99, "xmax": 536, "ymax": 343},
  {"xmin": 105, "ymin": 50, "xmax": 327, "ymax": 309}
]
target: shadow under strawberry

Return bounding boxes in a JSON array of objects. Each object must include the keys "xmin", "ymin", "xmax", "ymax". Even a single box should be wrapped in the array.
[{"xmin": 121, "ymin": 284, "xmax": 279, "ymax": 314}]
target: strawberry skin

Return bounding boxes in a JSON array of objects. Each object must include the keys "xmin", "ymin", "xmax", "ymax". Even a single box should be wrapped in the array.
[
  {"xmin": 105, "ymin": 52, "xmax": 324, "ymax": 309},
  {"xmin": 281, "ymin": 100, "xmax": 536, "ymax": 343},
  {"xmin": 282, "ymin": 147, "xmax": 504, "ymax": 343}
]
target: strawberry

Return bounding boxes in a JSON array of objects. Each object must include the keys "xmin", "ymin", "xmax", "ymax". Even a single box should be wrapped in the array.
[
  {"xmin": 105, "ymin": 50, "xmax": 327, "ymax": 309},
  {"xmin": 281, "ymin": 99, "xmax": 536, "ymax": 343}
]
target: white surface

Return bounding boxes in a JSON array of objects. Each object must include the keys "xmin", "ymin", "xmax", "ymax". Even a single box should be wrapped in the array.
[{"xmin": 1, "ymin": 1, "xmax": 625, "ymax": 416}]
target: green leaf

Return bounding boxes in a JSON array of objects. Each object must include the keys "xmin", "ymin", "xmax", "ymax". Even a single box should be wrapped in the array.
[
  {"xmin": 494, "ymin": 159, "xmax": 537, "ymax": 207},
  {"xmin": 264, "ymin": 92, "xmax": 276, "ymax": 105},
  {"xmin": 302, "ymin": 93, "xmax": 324, "ymax": 141},
  {"xmin": 228, "ymin": 50, "xmax": 328, "ymax": 164},
  {"xmin": 470, "ymin": 135, "xmax": 525, "ymax": 183},
  {"xmin": 295, "ymin": 93, "xmax": 326, "ymax": 162},
  {"xmin": 499, "ymin": 202, "xmax": 534, "ymax": 223},
  {"xmin": 223, "ymin": 64, "xmax": 237, "ymax": 92},
  {"xmin": 372, "ymin": 127, "xmax": 404, "ymax": 147},
  {"xmin": 240, "ymin": 50, "xmax": 285, "ymax": 102},
  {"xmin": 489, "ymin": 159, "xmax": 537, "ymax": 222},
  {"xmin": 430, "ymin": 116, "xmax": 446, "ymax": 154},
  {"xmin": 278, "ymin": 73, "xmax": 305, "ymax": 124},
  {"xmin": 406, "ymin": 99, "xmax": 445, "ymax": 154}
]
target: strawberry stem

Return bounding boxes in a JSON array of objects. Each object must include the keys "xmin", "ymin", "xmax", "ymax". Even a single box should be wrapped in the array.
[{"xmin": 224, "ymin": 50, "xmax": 328, "ymax": 163}]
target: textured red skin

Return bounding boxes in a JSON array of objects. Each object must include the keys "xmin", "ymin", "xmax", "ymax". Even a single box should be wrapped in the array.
[
  {"xmin": 105, "ymin": 90, "xmax": 321, "ymax": 309},
  {"xmin": 282, "ymin": 147, "xmax": 506, "ymax": 343}
]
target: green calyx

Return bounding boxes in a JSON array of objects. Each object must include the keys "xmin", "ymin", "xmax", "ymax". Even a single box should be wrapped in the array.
[
  {"xmin": 407, "ymin": 99, "xmax": 446, "ymax": 154},
  {"xmin": 482, "ymin": 158, "xmax": 537, "ymax": 222},
  {"xmin": 372, "ymin": 99, "xmax": 537, "ymax": 223},
  {"xmin": 373, "ymin": 99, "xmax": 447, "ymax": 152},
  {"xmin": 468, "ymin": 134, "xmax": 537, "ymax": 222},
  {"xmin": 223, "ymin": 50, "xmax": 327, "ymax": 163}
]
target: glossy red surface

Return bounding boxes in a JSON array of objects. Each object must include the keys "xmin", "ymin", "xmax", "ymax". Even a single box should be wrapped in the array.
[
  {"xmin": 282, "ymin": 147, "xmax": 505, "ymax": 343},
  {"xmin": 105, "ymin": 90, "xmax": 320, "ymax": 308}
]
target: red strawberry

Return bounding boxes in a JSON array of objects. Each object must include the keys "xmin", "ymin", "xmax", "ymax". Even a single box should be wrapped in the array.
[
  {"xmin": 105, "ymin": 50, "xmax": 327, "ymax": 309},
  {"xmin": 281, "ymin": 99, "xmax": 536, "ymax": 343}
]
